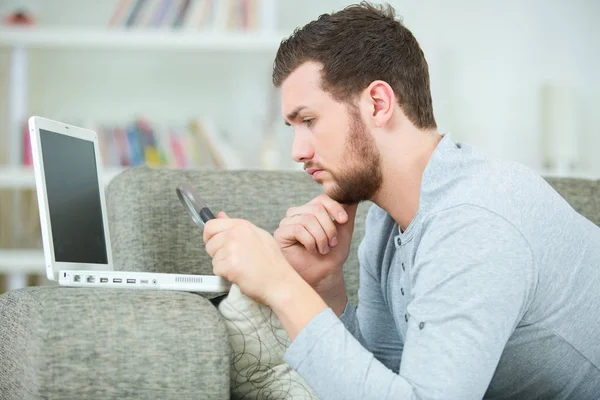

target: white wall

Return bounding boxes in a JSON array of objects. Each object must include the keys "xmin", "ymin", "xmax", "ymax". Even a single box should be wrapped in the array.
[
  {"xmin": 405, "ymin": 0, "xmax": 600, "ymax": 174},
  {"xmin": 1, "ymin": 0, "xmax": 599, "ymax": 173}
]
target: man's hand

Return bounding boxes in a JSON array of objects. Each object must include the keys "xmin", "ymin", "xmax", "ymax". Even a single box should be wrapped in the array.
[
  {"xmin": 204, "ymin": 212, "xmax": 297, "ymax": 305},
  {"xmin": 203, "ymin": 212, "xmax": 329, "ymax": 340},
  {"xmin": 274, "ymin": 195, "xmax": 358, "ymax": 315}
]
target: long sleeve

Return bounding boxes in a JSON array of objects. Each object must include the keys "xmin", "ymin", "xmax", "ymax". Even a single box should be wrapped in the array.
[
  {"xmin": 284, "ymin": 206, "xmax": 535, "ymax": 400},
  {"xmin": 339, "ymin": 239, "xmax": 404, "ymax": 372}
]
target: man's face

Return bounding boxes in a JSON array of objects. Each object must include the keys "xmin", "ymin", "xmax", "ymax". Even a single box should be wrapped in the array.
[{"xmin": 281, "ymin": 62, "xmax": 383, "ymax": 204}]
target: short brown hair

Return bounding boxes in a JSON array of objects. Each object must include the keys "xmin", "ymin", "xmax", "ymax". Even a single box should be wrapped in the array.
[{"xmin": 273, "ymin": 2, "xmax": 436, "ymax": 129}]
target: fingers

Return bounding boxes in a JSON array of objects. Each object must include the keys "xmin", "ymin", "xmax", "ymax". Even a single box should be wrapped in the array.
[
  {"xmin": 203, "ymin": 218, "xmax": 247, "ymax": 244},
  {"xmin": 279, "ymin": 194, "xmax": 356, "ymax": 254},
  {"xmin": 274, "ymin": 224, "xmax": 320, "ymax": 255},
  {"xmin": 342, "ymin": 203, "xmax": 359, "ymax": 224},
  {"xmin": 310, "ymin": 194, "xmax": 349, "ymax": 223},
  {"xmin": 307, "ymin": 205, "xmax": 338, "ymax": 248},
  {"xmin": 287, "ymin": 194, "xmax": 347, "ymax": 224},
  {"xmin": 217, "ymin": 211, "xmax": 229, "ymax": 219},
  {"xmin": 205, "ymin": 230, "xmax": 227, "ymax": 258},
  {"xmin": 279, "ymin": 211, "xmax": 336, "ymax": 254}
]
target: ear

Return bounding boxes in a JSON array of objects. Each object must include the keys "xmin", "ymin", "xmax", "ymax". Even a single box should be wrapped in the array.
[{"xmin": 362, "ymin": 80, "xmax": 395, "ymax": 128}]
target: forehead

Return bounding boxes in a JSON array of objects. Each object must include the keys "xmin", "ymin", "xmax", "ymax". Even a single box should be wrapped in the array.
[{"xmin": 281, "ymin": 61, "xmax": 329, "ymax": 114}]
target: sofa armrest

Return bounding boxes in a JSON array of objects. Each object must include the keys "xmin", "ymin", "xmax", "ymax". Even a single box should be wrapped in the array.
[{"xmin": 0, "ymin": 286, "xmax": 229, "ymax": 400}]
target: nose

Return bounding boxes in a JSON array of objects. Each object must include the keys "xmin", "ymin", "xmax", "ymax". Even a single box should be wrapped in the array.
[{"xmin": 291, "ymin": 131, "xmax": 314, "ymax": 163}]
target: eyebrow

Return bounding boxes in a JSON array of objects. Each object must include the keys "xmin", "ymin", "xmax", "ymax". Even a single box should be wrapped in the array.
[{"xmin": 284, "ymin": 106, "xmax": 307, "ymax": 126}]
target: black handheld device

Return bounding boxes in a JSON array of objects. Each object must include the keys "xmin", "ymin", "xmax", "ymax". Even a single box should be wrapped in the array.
[{"xmin": 175, "ymin": 184, "xmax": 216, "ymax": 227}]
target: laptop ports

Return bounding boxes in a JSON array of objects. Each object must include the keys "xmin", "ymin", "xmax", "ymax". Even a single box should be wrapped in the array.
[
  {"xmin": 86, "ymin": 276, "xmax": 95, "ymax": 283},
  {"xmin": 73, "ymin": 275, "xmax": 81, "ymax": 283},
  {"xmin": 100, "ymin": 278, "xmax": 108, "ymax": 283},
  {"xmin": 113, "ymin": 278, "xmax": 122, "ymax": 283},
  {"xmin": 127, "ymin": 279, "xmax": 136, "ymax": 284}
]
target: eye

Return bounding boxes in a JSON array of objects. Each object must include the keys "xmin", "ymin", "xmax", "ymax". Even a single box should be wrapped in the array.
[{"xmin": 303, "ymin": 118, "xmax": 315, "ymax": 127}]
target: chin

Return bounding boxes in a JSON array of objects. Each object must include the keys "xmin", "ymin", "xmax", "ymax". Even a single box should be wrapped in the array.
[
  {"xmin": 321, "ymin": 180, "xmax": 336, "ymax": 193},
  {"xmin": 323, "ymin": 183, "xmax": 345, "ymax": 203}
]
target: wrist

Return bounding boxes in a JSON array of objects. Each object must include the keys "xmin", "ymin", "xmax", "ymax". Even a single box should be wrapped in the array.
[
  {"xmin": 324, "ymin": 290, "xmax": 348, "ymax": 317},
  {"xmin": 268, "ymin": 271, "xmax": 328, "ymax": 341},
  {"xmin": 314, "ymin": 272, "xmax": 348, "ymax": 317}
]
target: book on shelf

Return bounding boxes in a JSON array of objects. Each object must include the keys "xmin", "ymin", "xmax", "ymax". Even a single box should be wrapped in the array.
[
  {"xmin": 19, "ymin": 118, "xmax": 242, "ymax": 170},
  {"xmin": 109, "ymin": 0, "xmax": 276, "ymax": 32}
]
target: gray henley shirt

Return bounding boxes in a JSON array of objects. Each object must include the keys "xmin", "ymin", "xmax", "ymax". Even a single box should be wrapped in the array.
[{"xmin": 284, "ymin": 133, "xmax": 600, "ymax": 399}]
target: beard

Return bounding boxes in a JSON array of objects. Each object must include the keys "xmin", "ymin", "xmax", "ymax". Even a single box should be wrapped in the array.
[{"xmin": 324, "ymin": 106, "xmax": 383, "ymax": 205}]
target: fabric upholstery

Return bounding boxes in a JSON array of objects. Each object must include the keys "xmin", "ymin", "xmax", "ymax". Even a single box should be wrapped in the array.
[
  {"xmin": 105, "ymin": 166, "xmax": 372, "ymax": 306},
  {"xmin": 0, "ymin": 286, "xmax": 229, "ymax": 400},
  {"xmin": 218, "ymin": 284, "xmax": 318, "ymax": 399},
  {"xmin": 544, "ymin": 177, "xmax": 600, "ymax": 226},
  {"xmin": 1, "ymin": 166, "xmax": 597, "ymax": 400}
]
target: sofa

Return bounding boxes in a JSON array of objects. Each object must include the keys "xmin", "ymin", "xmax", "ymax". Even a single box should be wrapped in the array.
[{"xmin": 1, "ymin": 166, "xmax": 599, "ymax": 399}]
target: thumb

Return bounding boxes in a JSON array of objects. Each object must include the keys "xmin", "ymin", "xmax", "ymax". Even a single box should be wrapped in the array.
[
  {"xmin": 217, "ymin": 211, "xmax": 229, "ymax": 219},
  {"xmin": 336, "ymin": 203, "xmax": 358, "ymax": 238},
  {"xmin": 342, "ymin": 203, "xmax": 359, "ymax": 224}
]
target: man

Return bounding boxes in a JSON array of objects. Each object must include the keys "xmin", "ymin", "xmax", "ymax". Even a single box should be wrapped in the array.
[{"xmin": 204, "ymin": 3, "xmax": 600, "ymax": 399}]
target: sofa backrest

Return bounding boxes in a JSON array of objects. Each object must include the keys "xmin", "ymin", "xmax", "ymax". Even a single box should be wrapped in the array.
[
  {"xmin": 543, "ymin": 177, "xmax": 600, "ymax": 226},
  {"xmin": 106, "ymin": 167, "xmax": 599, "ymax": 305}
]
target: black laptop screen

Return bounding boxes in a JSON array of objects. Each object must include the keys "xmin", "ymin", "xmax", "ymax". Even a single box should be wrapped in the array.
[{"xmin": 39, "ymin": 129, "xmax": 108, "ymax": 264}]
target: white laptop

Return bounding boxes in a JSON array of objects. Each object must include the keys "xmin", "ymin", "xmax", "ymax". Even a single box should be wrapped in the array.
[{"xmin": 28, "ymin": 116, "xmax": 231, "ymax": 293}]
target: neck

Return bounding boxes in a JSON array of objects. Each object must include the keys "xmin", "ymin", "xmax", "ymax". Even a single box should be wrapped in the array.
[{"xmin": 371, "ymin": 127, "xmax": 442, "ymax": 231}]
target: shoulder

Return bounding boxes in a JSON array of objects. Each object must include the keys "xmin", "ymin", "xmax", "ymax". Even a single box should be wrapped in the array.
[
  {"xmin": 415, "ymin": 204, "xmax": 535, "ymax": 291},
  {"xmin": 412, "ymin": 204, "xmax": 537, "ymax": 322},
  {"xmin": 420, "ymin": 203, "xmax": 532, "ymax": 254},
  {"xmin": 424, "ymin": 144, "xmax": 559, "ymax": 234}
]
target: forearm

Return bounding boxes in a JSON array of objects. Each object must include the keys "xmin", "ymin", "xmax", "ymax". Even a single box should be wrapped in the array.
[
  {"xmin": 269, "ymin": 272, "xmax": 329, "ymax": 341},
  {"xmin": 283, "ymin": 309, "xmax": 418, "ymax": 400},
  {"xmin": 269, "ymin": 275, "xmax": 414, "ymax": 399}
]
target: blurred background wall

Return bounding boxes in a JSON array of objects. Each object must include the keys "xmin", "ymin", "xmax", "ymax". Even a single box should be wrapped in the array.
[
  {"xmin": 0, "ymin": 0, "xmax": 599, "ymax": 291},
  {"xmin": 1, "ymin": 0, "xmax": 598, "ymax": 171}
]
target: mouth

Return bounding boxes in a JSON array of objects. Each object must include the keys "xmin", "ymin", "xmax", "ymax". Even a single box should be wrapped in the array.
[
  {"xmin": 305, "ymin": 167, "xmax": 323, "ymax": 175},
  {"xmin": 305, "ymin": 168, "xmax": 324, "ymax": 181}
]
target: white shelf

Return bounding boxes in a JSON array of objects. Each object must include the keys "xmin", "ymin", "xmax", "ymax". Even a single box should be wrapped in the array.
[
  {"xmin": 0, "ymin": 249, "xmax": 45, "ymax": 274},
  {"xmin": 0, "ymin": 166, "xmax": 35, "ymax": 189},
  {"xmin": 0, "ymin": 166, "xmax": 128, "ymax": 189},
  {"xmin": 0, "ymin": 27, "xmax": 284, "ymax": 52}
]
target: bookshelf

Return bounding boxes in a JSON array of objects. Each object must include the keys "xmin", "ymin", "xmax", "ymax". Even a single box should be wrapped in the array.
[
  {"xmin": 0, "ymin": 0, "xmax": 285, "ymax": 292},
  {"xmin": 0, "ymin": 249, "xmax": 44, "ymax": 274},
  {"xmin": 0, "ymin": 27, "xmax": 283, "ymax": 51},
  {"xmin": 0, "ymin": 166, "xmax": 127, "ymax": 189}
]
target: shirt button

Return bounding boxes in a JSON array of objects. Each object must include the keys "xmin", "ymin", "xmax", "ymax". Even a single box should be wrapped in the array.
[
  {"xmin": 405, "ymin": 314, "xmax": 408, "ymax": 322},
  {"xmin": 401, "ymin": 288, "xmax": 404, "ymax": 296},
  {"xmin": 395, "ymin": 236, "xmax": 401, "ymax": 247},
  {"xmin": 402, "ymin": 263, "xmax": 405, "ymax": 271},
  {"xmin": 419, "ymin": 322, "xmax": 425, "ymax": 330}
]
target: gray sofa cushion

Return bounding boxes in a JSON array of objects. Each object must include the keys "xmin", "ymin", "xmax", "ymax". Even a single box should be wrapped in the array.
[
  {"xmin": 106, "ymin": 166, "xmax": 371, "ymax": 306},
  {"xmin": 0, "ymin": 286, "xmax": 229, "ymax": 400},
  {"xmin": 545, "ymin": 177, "xmax": 600, "ymax": 226}
]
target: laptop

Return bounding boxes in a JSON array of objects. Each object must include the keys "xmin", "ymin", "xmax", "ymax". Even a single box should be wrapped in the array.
[{"xmin": 28, "ymin": 116, "xmax": 231, "ymax": 293}]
